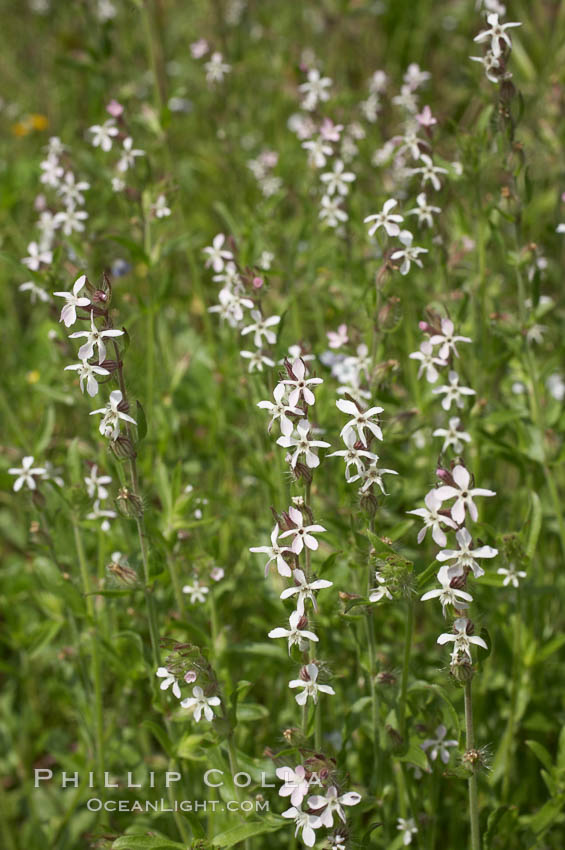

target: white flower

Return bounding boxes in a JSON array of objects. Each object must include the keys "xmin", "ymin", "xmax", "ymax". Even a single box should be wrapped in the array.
[
  {"xmin": 191, "ymin": 38, "xmax": 209, "ymax": 58},
  {"xmin": 249, "ymin": 524, "xmax": 293, "ymax": 577},
  {"xmin": 8, "ymin": 456, "xmax": 46, "ymax": 492},
  {"xmin": 53, "ymin": 275, "xmax": 90, "ymax": 327},
  {"xmin": 307, "ymin": 786, "xmax": 362, "ymax": 828},
  {"xmin": 280, "ymin": 568, "xmax": 332, "ymax": 615},
  {"xmin": 204, "ymin": 52, "xmax": 231, "ymax": 83},
  {"xmin": 58, "ymin": 171, "xmax": 90, "ymax": 206},
  {"xmin": 473, "ymin": 13, "xmax": 521, "ymax": 56},
  {"xmin": 84, "ymin": 465, "xmax": 112, "ymax": 500},
  {"xmin": 257, "ymin": 384, "xmax": 302, "ymax": 435},
  {"xmin": 435, "ymin": 465, "xmax": 496, "ymax": 524},
  {"xmin": 289, "ymin": 662, "xmax": 335, "ymax": 705},
  {"xmin": 40, "ymin": 462, "xmax": 64, "ymax": 488},
  {"xmin": 421, "ymin": 724, "xmax": 458, "ymax": 764},
  {"xmin": 369, "ymin": 571, "xmax": 392, "ymax": 602},
  {"xmin": 117, "ymin": 137, "xmax": 145, "ymax": 172},
  {"xmin": 407, "ymin": 489, "xmax": 458, "ymax": 547},
  {"xmin": 155, "ymin": 667, "xmax": 182, "ymax": 699},
  {"xmin": 37, "ymin": 211, "xmax": 59, "ymax": 250},
  {"xmin": 69, "ymin": 313, "xmax": 124, "ymax": 364},
  {"xmin": 397, "ymin": 817, "xmax": 418, "ymax": 846},
  {"xmin": 90, "ymin": 389, "xmax": 137, "ymax": 440},
  {"xmin": 280, "ymin": 359, "xmax": 323, "ymax": 406},
  {"xmin": 276, "ymin": 764, "xmax": 310, "ymax": 807},
  {"xmin": 319, "ymin": 194, "xmax": 348, "ymax": 227},
  {"xmin": 404, "ymin": 63, "xmax": 431, "ymax": 90},
  {"xmin": 299, "ymin": 68, "xmax": 332, "ymax": 111},
  {"xmin": 336, "ymin": 398, "xmax": 384, "ymax": 446},
  {"xmin": 241, "ymin": 310, "xmax": 280, "ymax": 346},
  {"xmin": 203, "ymin": 233, "xmax": 233, "ymax": 272},
  {"xmin": 276, "ymin": 419, "xmax": 331, "ymax": 469},
  {"xmin": 420, "ymin": 565, "xmax": 473, "ymax": 615},
  {"xmin": 303, "ymin": 137, "xmax": 333, "ymax": 168},
  {"xmin": 469, "ymin": 50, "xmax": 505, "ymax": 83},
  {"xmin": 409, "ymin": 340, "xmax": 447, "ymax": 383},
  {"xmin": 355, "ymin": 459, "xmax": 398, "ymax": 495},
  {"xmin": 280, "ymin": 345, "xmax": 316, "ymax": 365},
  {"xmin": 268, "ymin": 609, "xmax": 319, "ymax": 652},
  {"xmin": 54, "ymin": 206, "xmax": 89, "ymax": 236},
  {"xmin": 390, "ymin": 230, "xmax": 428, "ymax": 275},
  {"xmin": 497, "ymin": 564, "xmax": 527, "ymax": 588},
  {"xmin": 89, "ymin": 119, "xmax": 119, "ymax": 151},
  {"xmin": 40, "ymin": 154, "xmax": 64, "ymax": 187},
  {"xmin": 437, "ymin": 527, "xmax": 498, "ymax": 579},
  {"xmin": 281, "ymin": 806, "xmax": 321, "ymax": 848},
  {"xmin": 152, "ymin": 194, "xmax": 171, "ymax": 218},
  {"xmin": 209, "ymin": 287, "xmax": 253, "ymax": 327},
  {"xmin": 432, "ymin": 370, "xmax": 476, "ymax": 410},
  {"xmin": 364, "ymin": 198, "xmax": 404, "ymax": 237},
  {"xmin": 180, "ymin": 686, "xmax": 221, "ymax": 721},
  {"xmin": 182, "ymin": 580, "xmax": 209, "ymax": 603},
  {"xmin": 22, "ymin": 241, "xmax": 52, "ymax": 271},
  {"xmin": 429, "ymin": 318, "xmax": 472, "ymax": 360},
  {"xmin": 64, "ymin": 359, "xmax": 109, "ymax": 397},
  {"xmin": 86, "ymin": 500, "xmax": 117, "ymax": 532},
  {"xmin": 557, "ymin": 224, "xmax": 565, "ymax": 234},
  {"xmin": 406, "ymin": 192, "xmax": 441, "ymax": 228},
  {"xmin": 437, "ymin": 616, "xmax": 488, "ymax": 662},
  {"xmin": 240, "ymin": 349, "xmax": 275, "ymax": 373},
  {"xmin": 327, "ymin": 324, "xmax": 348, "ymax": 349},
  {"xmin": 111, "ymin": 176, "xmax": 125, "ymax": 192},
  {"xmin": 328, "ymin": 429, "xmax": 378, "ymax": 482},
  {"xmin": 331, "ymin": 834, "xmax": 347, "ymax": 850},
  {"xmin": 258, "ymin": 250, "xmax": 274, "ymax": 270},
  {"xmin": 433, "ymin": 417, "xmax": 472, "ymax": 453},
  {"xmin": 278, "ymin": 506, "xmax": 326, "ymax": 555},
  {"xmin": 409, "ymin": 153, "xmax": 448, "ymax": 190},
  {"xmin": 392, "ymin": 84, "xmax": 419, "ymax": 113},
  {"xmin": 19, "ymin": 281, "xmax": 50, "ymax": 303},
  {"xmin": 320, "ymin": 160, "xmax": 355, "ymax": 196}
]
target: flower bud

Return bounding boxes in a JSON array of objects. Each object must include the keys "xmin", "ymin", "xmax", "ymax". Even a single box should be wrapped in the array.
[{"xmin": 116, "ymin": 486, "xmax": 144, "ymax": 518}]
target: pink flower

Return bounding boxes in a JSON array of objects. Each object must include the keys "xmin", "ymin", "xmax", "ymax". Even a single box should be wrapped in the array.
[
  {"xmin": 416, "ymin": 105, "xmax": 437, "ymax": 128},
  {"xmin": 190, "ymin": 38, "xmax": 209, "ymax": 59},
  {"xmin": 319, "ymin": 118, "xmax": 344, "ymax": 142},
  {"xmin": 106, "ymin": 99, "xmax": 124, "ymax": 118},
  {"xmin": 327, "ymin": 324, "xmax": 348, "ymax": 349}
]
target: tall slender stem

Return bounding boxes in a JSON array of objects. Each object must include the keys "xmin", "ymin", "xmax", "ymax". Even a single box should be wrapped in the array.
[
  {"xmin": 464, "ymin": 679, "xmax": 481, "ymax": 850},
  {"xmin": 398, "ymin": 598, "xmax": 414, "ymax": 741}
]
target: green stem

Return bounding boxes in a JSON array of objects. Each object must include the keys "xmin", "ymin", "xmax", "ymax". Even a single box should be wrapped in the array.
[
  {"xmin": 365, "ymin": 556, "xmax": 380, "ymax": 787},
  {"xmin": 464, "ymin": 680, "xmax": 481, "ymax": 850},
  {"xmin": 398, "ymin": 598, "xmax": 414, "ymax": 741},
  {"xmin": 502, "ymin": 596, "xmax": 521, "ymax": 803}
]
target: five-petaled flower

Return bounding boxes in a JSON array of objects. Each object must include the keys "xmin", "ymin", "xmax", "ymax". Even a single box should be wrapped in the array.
[
  {"xmin": 390, "ymin": 230, "xmax": 428, "ymax": 275},
  {"xmin": 64, "ymin": 359, "xmax": 110, "ymax": 397},
  {"xmin": 9, "ymin": 456, "xmax": 46, "ymax": 492},
  {"xmin": 203, "ymin": 233, "xmax": 234, "ymax": 272},
  {"xmin": 437, "ymin": 527, "xmax": 498, "ymax": 578},
  {"xmin": 420, "ymin": 564, "xmax": 473, "ymax": 614},
  {"xmin": 364, "ymin": 198, "xmax": 404, "ymax": 237},
  {"xmin": 307, "ymin": 786, "xmax": 362, "ymax": 828},
  {"xmin": 407, "ymin": 489, "xmax": 458, "ymax": 547},
  {"xmin": 432, "ymin": 370, "xmax": 476, "ymax": 411},
  {"xmin": 421, "ymin": 724, "xmax": 459, "ymax": 764},
  {"xmin": 278, "ymin": 506, "xmax": 326, "ymax": 554},
  {"xmin": 69, "ymin": 313, "xmax": 124, "ymax": 364},
  {"xmin": 276, "ymin": 764, "xmax": 310, "ymax": 807},
  {"xmin": 288, "ymin": 662, "xmax": 336, "ymax": 705},
  {"xmin": 182, "ymin": 580, "xmax": 209, "ymax": 604},
  {"xmin": 435, "ymin": 465, "xmax": 496, "ymax": 524},
  {"xmin": 90, "ymin": 389, "xmax": 137, "ymax": 440},
  {"xmin": 336, "ymin": 398, "xmax": 383, "ymax": 446},
  {"xmin": 249, "ymin": 524, "xmax": 293, "ymax": 577},
  {"xmin": 409, "ymin": 340, "xmax": 447, "ymax": 383},
  {"xmin": 280, "ymin": 568, "xmax": 333, "ymax": 614},
  {"xmin": 276, "ymin": 419, "xmax": 330, "ymax": 469},
  {"xmin": 473, "ymin": 13, "xmax": 521, "ymax": 56},
  {"xmin": 429, "ymin": 318, "xmax": 472, "ymax": 360},
  {"xmin": 180, "ymin": 686, "xmax": 221, "ymax": 722},
  {"xmin": 155, "ymin": 667, "xmax": 181, "ymax": 699},
  {"xmin": 268, "ymin": 609, "xmax": 319, "ymax": 652},
  {"xmin": 437, "ymin": 616, "xmax": 488, "ymax": 662}
]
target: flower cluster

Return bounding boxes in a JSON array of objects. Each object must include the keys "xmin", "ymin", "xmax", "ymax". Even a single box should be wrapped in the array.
[
  {"xmin": 470, "ymin": 10, "xmax": 522, "ymax": 84},
  {"xmin": 190, "ymin": 39, "xmax": 231, "ymax": 85},
  {"xmin": 155, "ymin": 642, "xmax": 221, "ymax": 724},
  {"xmin": 88, "ymin": 104, "xmax": 146, "ymax": 194}
]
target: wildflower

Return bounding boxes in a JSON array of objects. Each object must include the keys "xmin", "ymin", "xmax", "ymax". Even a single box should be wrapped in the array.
[
  {"xmin": 210, "ymin": 566, "xmax": 224, "ymax": 582},
  {"xmin": 437, "ymin": 616, "xmax": 488, "ymax": 662},
  {"xmin": 203, "ymin": 233, "xmax": 233, "ymax": 272},
  {"xmin": 280, "ymin": 568, "xmax": 333, "ymax": 614},
  {"xmin": 407, "ymin": 489, "xmax": 458, "ymax": 547},
  {"xmin": 409, "ymin": 341, "xmax": 447, "ymax": 383},
  {"xmin": 280, "ymin": 359, "xmax": 323, "ymax": 407},
  {"xmin": 281, "ymin": 806, "xmax": 321, "ymax": 848},
  {"xmin": 258, "ymin": 250, "xmax": 274, "ymax": 270},
  {"xmin": 84, "ymin": 465, "xmax": 112, "ymax": 500},
  {"xmin": 421, "ymin": 724, "xmax": 458, "ymax": 763},
  {"xmin": 319, "ymin": 195, "xmax": 348, "ymax": 227},
  {"xmin": 369, "ymin": 571, "xmax": 393, "ymax": 602},
  {"xmin": 90, "ymin": 389, "xmax": 137, "ymax": 440},
  {"xmin": 469, "ymin": 51, "xmax": 505, "ymax": 84},
  {"xmin": 279, "ymin": 506, "xmax": 326, "ymax": 554},
  {"xmin": 319, "ymin": 118, "xmax": 343, "ymax": 142},
  {"xmin": 497, "ymin": 564, "xmax": 527, "ymax": 587},
  {"xmin": 240, "ymin": 349, "xmax": 275, "ymax": 372},
  {"xmin": 37, "ymin": 211, "xmax": 59, "ymax": 249},
  {"xmin": 420, "ymin": 565, "xmax": 473, "ymax": 614},
  {"xmin": 182, "ymin": 580, "xmax": 209, "ymax": 604},
  {"xmin": 276, "ymin": 764, "xmax": 310, "ymax": 807},
  {"xmin": 364, "ymin": 198, "xmax": 404, "ymax": 237},
  {"xmin": 111, "ymin": 176, "xmax": 125, "ymax": 192},
  {"xmin": 435, "ymin": 465, "xmax": 496, "ymax": 524},
  {"xmin": 117, "ymin": 137, "xmax": 145, "ymax": 172},
  {"xmin": 416, "ymin": 105, "xmax": 437, "ymax": 128},
  {"xmin": 69, "ymin": 313, "xmax": 124, "ymax": 364},
  {"xmin": 437, "ymin": 529, "xmax": 497, "ymax": 579},
  {"xmin": 557, "ymin": 224, "xmax": 565, "ymax": 234},
  {"xmin": 406, "ymin": 192, "xmax": 441, "ymax": 228},
  {"xmin": 404, "ymin": 63, "xmax": 431, "ymax": 90},
  {"xmin": 277, "ymin": 419, "xmax": 331, "ymax": 469},
  {"xmin": 209, "ymin": 287, "xmax": 253, "ymax": 327},
  {"xmin": 432, "ymin": 370, "xmax": 476, "ymax": 410},
  {"xmin": 299, "ymin": 68, "xmax": 332, "ymax": 111},
  {"xmin": 190, "ymin": 38, "xmax": 209, "ymax": 58},
  {"xmin": 86, "ymin": 500, "xmax": 117, "ymax": 532},
  {"xmin": 303, "ymin": 137, "xmax": 333, "ymax": 168},
  {"xmin": 328, "ymin": 429, "xmax": 378, "ymax": 482},
  {"xmin": 249, "ymin": 524, "xmax": 293, "ymax": 577},
  {"xmin": 155, "ymin": 667, "xmax": 181, "ymax": 699},
  {"xmin": 58, "ymin": 171, "xmax": 90, "ymax": 206},
  {"xmin": 337, "ymin": 398, "xmax": 384, "ymax": 447},
  {"xmin": 152, "ymin": 194, "xmax": 171, "ymax": 218},
  {"xmin": 8, "ymin": 456, "xmax": 46, "ymax": 492},
  {"xmin": 40, "ymin": 155, "xmax": 64, "ymax": 187},
  {"xmin": 397, "ymin": 817, "xmax": 418, "ymax": 846},
  {"xmin": 106, "ymin": 99, "xmax": 124, "ymax": 117},
  {"xmin": 257, "ymin": 385, "xmax": 302, "ymax": 436},
  {"xmin": 288, "ymin": 662, "xmax": 336, "ymax": 705},
  {"xmin": 327, "ymin": 324, "xmax": 348, "ymax": 349},
  {"xmin": 204, "ymin": 52, "xmax": 231, "ymax": 83},
  {"xmin": 429, "ymin": 318, "xmax": 472, "ymax": 360},
  {"xmin": 392, "ymin": 84, "xmax": 419, "ymax": 113},
  {"xmin": 40, "ymin": 462, "xmax": 64, "ymax": 488},
  {"xmin": 241, "ymin": 310, "xmax": 281, "ymax": 346},
  {"xmin": 330, "ymin": 834, "xmax": 347, "ymax": 850},
  {"xmin": 54, "ymin": 206, "xmax": 89, "ymax": 236},
  {"xmin": 22, "ymin": 241, "xmax": 52, "ymax": 270},
  {"xmin": 268, "ymin": 610, "xmax": 319, "ymax": 652},
  {"xmin": 369, "ymin": 69, "xmax": 388, "ymax": 93},
  {"xmin": 473, "ymin": 13, "xmax": 522, "ymax": 56},
  {"xmin": 390, "ymin": 230, "xmax": 428, "ymax": 275},
  {"xmin": 409, "ymin": 153, "xmax": 448, "ymax": 190},
  {"xmin": 356, "ymin": 459, "xmax": 398, "ymax": 495},
  {"xmin": 180, "ymin": 686, "xmax": 221, "ymax": 722},
  {"xmin": 19, "ymin": 281, "xmax": 50, "ymax": 303},
  {"xmin": 53, "ymin": 275, "xmax": 90, "ymax": 327},
  {"xmin": 433, "ymin": 417, "xmax": 472, "ymax": 453},
  {"xmin": 320, "ymin": 160, "xmax": 356, "ymax": 196},
  {"xmin": 64, "ymin": 359, "xmax": 110, "ymax": 397},
  {"xmin": 307, "ymin": 786, "xmax": 362, "ymax": 828}
]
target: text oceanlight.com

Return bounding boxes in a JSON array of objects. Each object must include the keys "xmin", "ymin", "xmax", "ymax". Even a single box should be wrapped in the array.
[{"xmin": 86, "ymin": 799, "xmax": 270, "ymax": 813}]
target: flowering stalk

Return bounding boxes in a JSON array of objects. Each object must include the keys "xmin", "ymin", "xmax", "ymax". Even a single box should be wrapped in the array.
[{"xmin": 464, "ymin": 680, "xmax": 481, "ymax": 850}]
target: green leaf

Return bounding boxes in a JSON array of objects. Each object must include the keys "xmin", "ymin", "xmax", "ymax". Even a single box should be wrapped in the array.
[
  {"xmin": 112, "ymin": 835, "xmax": 188, "ymax": 850},
  {"xmin": 211, "ymin": 816, "xmax": 286, "ymax": 847},
  {"xmin": 526, "ymin": 740, "xmax": 554, "ymax": 772},
  {"xmin": 136, "ymin": 400, "xmax": 148, "ymax": 442},
  {"xmin": 526, "ymin": 491, "xmax": 542, "ymax": 558},
  {"xmin": 527, "ymin": 793, "xmax": 565, "ymax": 836},
  {"xmin": 398, "ymin": 742, "xmax": 429, "ymax": 772},
  {"xmin": 484, "ymin": 805, "xmax": 509, "ymax": 849}
]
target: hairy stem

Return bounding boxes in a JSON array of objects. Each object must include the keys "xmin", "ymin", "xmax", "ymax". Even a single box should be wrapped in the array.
[{"xmin": 464, "ymin": 679, "xmax": 481, "ymax": 850}]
